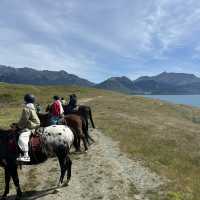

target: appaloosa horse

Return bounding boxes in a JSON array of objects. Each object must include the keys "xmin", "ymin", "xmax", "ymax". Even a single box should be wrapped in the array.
[
  {"xmin": 45, "ymin": 103, "xmax": 95, "ymax": 145},
  {"xmin": 0, "ymin": 125, "xmax": 74, "ymax": 200},
  {"xmin": 37, "ymin": 113, "xmax": 88, "ymax": 152}
]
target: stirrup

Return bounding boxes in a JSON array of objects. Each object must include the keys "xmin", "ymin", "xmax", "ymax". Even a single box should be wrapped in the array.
[{"xmin": 17, "ymin": 155, "xmax": 30, "ymax": 162}]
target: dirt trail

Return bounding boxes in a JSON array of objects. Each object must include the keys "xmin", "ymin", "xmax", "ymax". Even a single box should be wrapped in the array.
[{"xmin": 9, "ymin": 129, "xmax": 165, "ymax": 200}]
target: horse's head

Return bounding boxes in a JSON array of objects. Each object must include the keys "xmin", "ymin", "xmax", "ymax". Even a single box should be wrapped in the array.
[
  {"xmin": 0, "ymin": 128, "xmax": 18, "ymax": 160},
  {"xmin": 0, "ymin": 128, "xmax": 14, "ymax": 139},
  {"xmin": 45, "ymin": 104, "xmax": 52, "ymax": 112},
  {"xmin": 37, "ymin": 112, "xmax": 51, "ymax": 127}
]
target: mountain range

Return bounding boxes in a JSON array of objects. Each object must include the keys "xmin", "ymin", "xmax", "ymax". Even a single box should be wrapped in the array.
[
  {"xmin": 0, "ymin": 65, "xmax": 93, "ymax": 87},
  {"xmin": 1, "ymin": 65, "xmax": 200, "ymax": 94}
]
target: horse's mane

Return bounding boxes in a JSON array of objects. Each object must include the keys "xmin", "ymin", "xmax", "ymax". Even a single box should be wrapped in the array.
[
  {"xmin": 0, "ymin": 128, "xmax": 11, "ymax": 134},
  {"xmin": 0, "ymin": 128, "xmax": 11, "ymax": 140}
]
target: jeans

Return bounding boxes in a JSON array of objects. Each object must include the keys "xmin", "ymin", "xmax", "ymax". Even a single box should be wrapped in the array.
[{"xmin": 50, "ymin": 116, "xmax": 60, "ymax": 125}]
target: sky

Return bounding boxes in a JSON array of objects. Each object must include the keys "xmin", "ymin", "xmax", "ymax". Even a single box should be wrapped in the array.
[{"xmin": 0, "ymin": 0, "xmax": 200, "ymax": 83}]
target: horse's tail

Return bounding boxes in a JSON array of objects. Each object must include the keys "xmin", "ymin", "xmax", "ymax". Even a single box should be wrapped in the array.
[{"xmin": 89, "ymin": 109, "xmax": 95, "ymax": 128}]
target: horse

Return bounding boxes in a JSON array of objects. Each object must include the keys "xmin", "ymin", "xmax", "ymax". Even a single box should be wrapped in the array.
[
  {"xmin": 45, "ymin": 103, "xmax": 95, "ymax": 145},
  {"xmin": 77, "ymin": 105, "xmax": 95, "ymax": 129},
  {"xmin": 63, "ymin": 105, "xmax": 95, "ymax": 129},
  {"xmin": 62, "ymin": 104, "xmax": 95, "ymax": 144},
  {"xmin": 0, "ymin": 125, "xmax": 74, "ymax": 200},
  {"xmin": 46, "ymin": 104, "xmax": 95, "ymax": 129},
  {"xmin": 37, "ymin": 113, "xmax": 88, "ymax": 152}
]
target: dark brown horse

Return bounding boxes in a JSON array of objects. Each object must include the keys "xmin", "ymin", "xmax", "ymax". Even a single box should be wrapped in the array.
[
  {"xmin": 0, "ymin": 129, "xmax": 22, "ymax": 200},
  {"xmin": 63, "ymin": 105, "xmax": 95, "ymax": 129},
  {"xmin": 0, "ymin": 126, "xmax": 74, "ymax": 200}
]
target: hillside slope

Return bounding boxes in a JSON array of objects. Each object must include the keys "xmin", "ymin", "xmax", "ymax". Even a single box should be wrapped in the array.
[
  {"xmin": 95, "ymin": 76, "xmax": 135, "ymax": 94},
  {"xmin": 133, "ymin": 72, "xmax": 200, "ymax": 94},
  {"xmin": 1, "ymin": 83, "xmax": 200, "ymax": 199}
]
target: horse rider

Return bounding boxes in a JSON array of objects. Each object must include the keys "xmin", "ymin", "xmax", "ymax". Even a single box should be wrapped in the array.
[
  {"xmin": 50, "ymin": 95, "xmax": 64, "ymax": 125},
  {"xmin": 12, "ymin": 94, "xmax": 40, "ymax": 162},
  {"xmin": 67, "ymin": 94, "xmax": 78, "ymax": 113},
  {"xmin": 61, "ymin": 97, "xmax": 67, "ymax": 106}
]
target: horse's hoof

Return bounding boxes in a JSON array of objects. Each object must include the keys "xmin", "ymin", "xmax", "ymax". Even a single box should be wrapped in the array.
[
  {"xmin": 15, "ymin": 193, "xmax": 22, "ymax": 200},
  {"xmin": 57, "ymin": 182, "xmax": 61, "ymax": 187},
  {"xmin": 75, "ymin": 150, "xmax": 82, "ymax": 154},
  {"xmin": 1, "ymin": 193, "xmax": 8, "ymax": 200},
  {"xmin": 15, "ymin": 196, "xmax": 21, "ymax": 200},
  {"xmin": 62, "ymin": 180, "xmax": 69, "ymax": 187},
  {"xmin": 52, "ymin": 189, "xmax": 60, "ymax": 194}
]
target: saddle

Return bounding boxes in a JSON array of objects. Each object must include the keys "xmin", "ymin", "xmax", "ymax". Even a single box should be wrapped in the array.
[{"xmin": 28, "ymin": 133, "xmax": 47, "ymax": 164}]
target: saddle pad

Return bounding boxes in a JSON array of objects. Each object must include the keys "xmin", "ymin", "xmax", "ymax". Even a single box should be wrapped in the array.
[
  {"xmin": 29, "ymin": 134, "xmax": 47, "ymax": 164},
  {"xmin": 30, "ymin": 134, "xmax": 43, "ymax": 152}
]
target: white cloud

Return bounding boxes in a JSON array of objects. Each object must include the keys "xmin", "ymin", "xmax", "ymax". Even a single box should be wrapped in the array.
[{"xmin": 0, "ymin": 0, "xmax": 200, "ymax": 81}]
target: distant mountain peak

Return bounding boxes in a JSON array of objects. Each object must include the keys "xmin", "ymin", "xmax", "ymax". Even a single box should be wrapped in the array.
[{"xmin": 0, "ymin": 65, "xmax": 94, "ymax": 86}]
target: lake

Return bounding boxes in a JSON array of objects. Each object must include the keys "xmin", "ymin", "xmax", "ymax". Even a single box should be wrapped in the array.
[{"xmin": 141, "ymin": 95, "xmax": 200, "ymax": 108}]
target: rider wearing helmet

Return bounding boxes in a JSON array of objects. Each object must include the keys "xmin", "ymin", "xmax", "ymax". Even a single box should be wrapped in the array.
[
  {"xmin": 68, "ymin": 94, "xmax": 78, "ymax": 112},
  {"xmin": 15, "ymin": 94, "xmax": 40, "ymax": 162},
  {"xmin": 17, "ymin": 94, "xmax": 40, "ymax": 130}
]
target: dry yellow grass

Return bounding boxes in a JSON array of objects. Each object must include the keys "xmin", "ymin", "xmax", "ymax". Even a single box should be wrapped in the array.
[{"xmin": 1, "ymin": 83, "xmax": 200, "ymax": 199}]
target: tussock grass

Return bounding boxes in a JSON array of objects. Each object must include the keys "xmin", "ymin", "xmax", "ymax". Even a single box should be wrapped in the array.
[
  {"xmin": 1, "ymin": 83, "xmax": 200, "ymax": 199},
  {"xmin": 90, "ymin": 94, "xmax": 200, "ymax": 200}
]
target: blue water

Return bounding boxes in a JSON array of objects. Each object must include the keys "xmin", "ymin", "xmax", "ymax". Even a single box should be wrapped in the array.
[{"xmin": 141, "ymin": 95, "xmax": 200, "ymax": 108}]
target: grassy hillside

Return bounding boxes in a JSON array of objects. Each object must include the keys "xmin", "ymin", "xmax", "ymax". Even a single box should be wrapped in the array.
[{"xmin": 1, "ymin": 83, "xmax": 200, "ymax": 199}]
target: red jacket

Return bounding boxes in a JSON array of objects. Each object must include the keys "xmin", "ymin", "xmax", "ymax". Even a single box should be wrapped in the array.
[{"xmin": 51, "ymin": 100, "xmax": 62, "ymax": 117}]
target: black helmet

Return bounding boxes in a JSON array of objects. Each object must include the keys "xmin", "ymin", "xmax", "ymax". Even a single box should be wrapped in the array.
[
  {"xmin": 24, "ymin": 94, "xmax": 35, "ymax": 103},
  {"xmin": 53, "ymin": 95, "xmax": 60, "ymax": 100},
  {"xmin": 70, "ymin": 94, "xmax": 77, "ymax": 99}
]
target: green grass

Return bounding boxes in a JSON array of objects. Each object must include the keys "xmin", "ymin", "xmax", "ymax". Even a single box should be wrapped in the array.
[{"xmin": 1, "ymin": 83, "xmax": 200, "ymax": 199}]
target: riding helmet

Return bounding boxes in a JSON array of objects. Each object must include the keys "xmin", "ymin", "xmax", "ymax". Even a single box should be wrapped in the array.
[
  {"xmin": 53, "ymin": 95, "xmax": 60, "ymax": 100},
  {"xmin": 24, "ymin": 94, "xmax": 35, "ymax": 103}
]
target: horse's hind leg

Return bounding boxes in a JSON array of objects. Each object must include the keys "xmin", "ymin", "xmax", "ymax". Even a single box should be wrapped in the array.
[
  {"xmin": 78, "ymin": 128, "xmax": 88, "ymax": 152},
  {"xmin": 71, "ymin": 128, "xmax": 81, "ymax": 152},
  {"xmin": 82, "ymin": 119, "xmax": 90, "ymax": 145},
  {"xmin": 88, "ymin": 134, "xmax": 95, "ymax": 144},
  {"xmin": 65, "ymin": 155, "xmax": 72, "ymax": 185},
  {"xmin": 10, "ymin": 165, "xmax": 22, "ymax": 200},
  {"xmin": 82, "ymin": 135, "xmax": 88, "ymax": 152},
  {"xmin": 83, "ymin": 120, "xmax": 95, "ymax": 145},
  {"xmin": 56, "ymin": 146, "xmax": 69, "ymax": 185},
  {"xmin": 1, "ymin": 169, "xmax": 11, "ymax": 199},
  {"xmin": 89, "ymin": 110, "xmax": 95, "ymax": 128}
]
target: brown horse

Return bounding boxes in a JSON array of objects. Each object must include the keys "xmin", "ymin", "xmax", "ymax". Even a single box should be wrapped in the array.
[
  {"xmin": 37, "ymin": 113, "xmax": 88, "ymax": 152},
  {"xmin": 63, "ymin": 105, "xmax": 95, "ymax": 129},
  {"xmin": 0, "ymin": 126, "xmax": 74, "ymax": 200},
  {"xmin": 62, "ymin": 115, "xmax": 88, "ymax": 152},
  {"xmin": 62, "ymin": 104, "xmax": 95, "ymax": 144}
]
